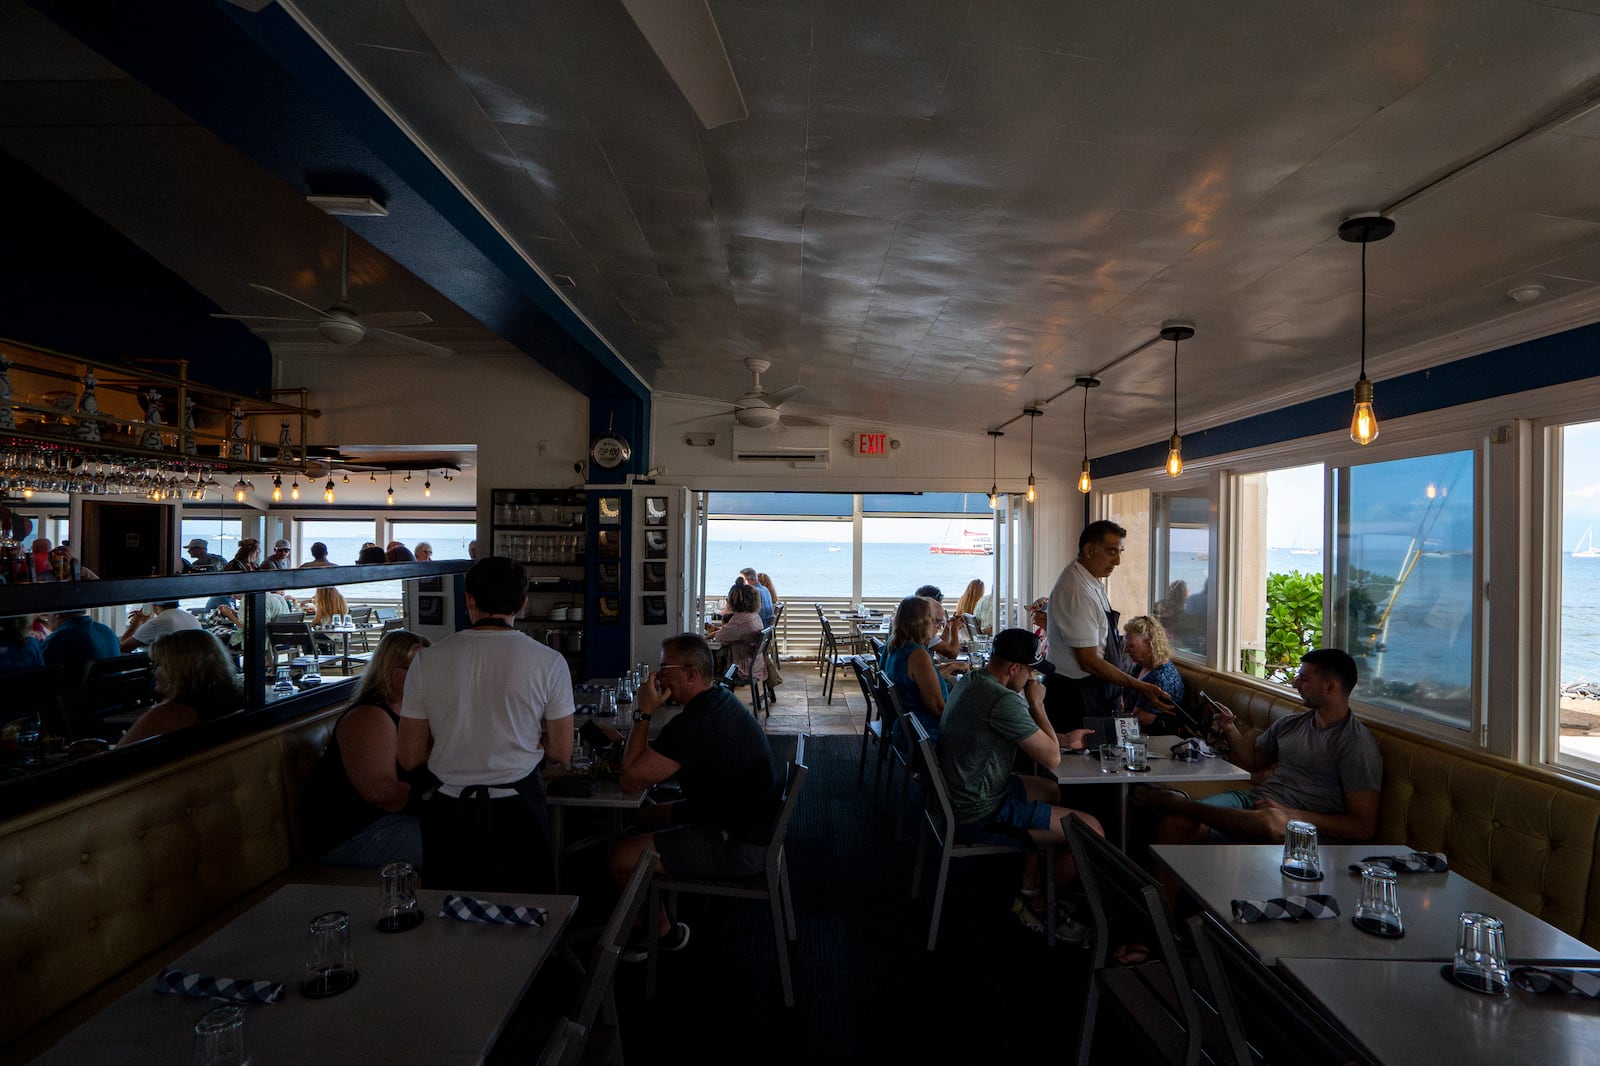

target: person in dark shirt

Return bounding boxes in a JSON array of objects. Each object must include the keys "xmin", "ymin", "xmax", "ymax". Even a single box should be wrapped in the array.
[
  {"xmin": 611, "ymin": 632, "xmax": 779, "ymax": 960},
  {"xmin": 41, "ymin": 610, "xmax": 120, "ymax": 681}
]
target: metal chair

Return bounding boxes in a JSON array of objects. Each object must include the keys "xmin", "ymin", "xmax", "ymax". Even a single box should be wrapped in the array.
[
  {"xmin": 266, "ymin": 621, "xmax": 346, "ymax": 676},
  {"xmin": 58, "ymin": 654, "xmax": 153, "ymax": 739},
  {"xmin": 851, "ymin": 655, "xmax": 885, "ymax": 785},
  {"xmin": 648, "ymin": 735, "xmax": 807, "ymax": 1006},
  {"xmin": 818, "ymin": 614, "xmax": 869, "ymax": 704},
  {"xmin": 872, "ymin": 675, "xmax": 916, "ymax": 835},
  {"xmin": 1066, "ymin": 814, "xmax": 1203, "ymax": 1066},
  {"xmin": 721, "ymin": 626, "xmax": 773, "ymax": 714},
  {"xmin": 905, "ymin": 713, "xmax": 1057, "ymax": 950},
  {"xmin": 1187, "ymin": 911, "xmax": 1376, "ymax": 1066}
]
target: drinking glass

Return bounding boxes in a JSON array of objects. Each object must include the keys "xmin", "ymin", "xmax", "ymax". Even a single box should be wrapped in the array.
[
  {"xmin": 1452, "ymin": 912, "xmax": 1511, "ymax": 995},
  {"xmin": 1123, "ymin": 738, "xmax": 1149, "ymax": 772},
  {"xmin": 272, "ymin": 667, "xmax": 295, "ymax": 694},
  {"xmin": 598, "ymin": 687, "xmax": 616, "ymax": 718},
  {"xmin": 376, "ymin": 861, "xmax": 422, "ymax": 933},
  {"xmin": 1099, "ymin": 743, "xmax": 1123, "ymax": 773},
  {"xmin": 1352, "ymin": 862, "xmax": 1404, "ymax": 936},
  {"xmin": 301, "ymin": 910, "xmax": 358, "ymax": 997},
  {"xmin": 191, "ymin": 1004, "xmax": 248, "ymax": 1066},
  {"xmin": 1280, "ymin": 820, "xmax": 1323, "ymax": 881}
]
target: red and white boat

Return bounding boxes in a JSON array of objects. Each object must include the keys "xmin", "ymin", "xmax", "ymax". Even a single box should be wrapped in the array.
[{"xmin": 930, "ymin": 528, "xmax": 994, "ymax": 556}]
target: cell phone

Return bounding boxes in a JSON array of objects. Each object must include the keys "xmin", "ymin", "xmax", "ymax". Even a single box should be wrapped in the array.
[{"xmin": 579, "ymin": 720, "xmax": 620, "ymax": 748}]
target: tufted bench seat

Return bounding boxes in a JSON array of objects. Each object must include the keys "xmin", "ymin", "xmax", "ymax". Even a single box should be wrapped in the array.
[
  {"xmin": 1174, "ymin": 661, "xmax": 1600, "ymax": 948},
  {"xmin": 0, "ymin": 705, "xmax": 342, "ymax": 1054}
]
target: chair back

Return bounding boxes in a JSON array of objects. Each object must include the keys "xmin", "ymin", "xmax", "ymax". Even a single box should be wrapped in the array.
[
  {"xmin": 266, "ymin": 620, "xmax": 317, "ymax": 654},
  {"xmin": 772, "ymin": 602, "xmax": 785, "ymax": 628},
  {"xmin": 533, "ymin": 1017, "xmax": 588, "ymax": 1066},
  {"xmin": 1186, "ymin": 911, "xmax": 1372, "ymax": 1066},
  {"xmin": 868, "ymin": 635, "xmax": 887, "ymax": 662},
  {"xmin": 765, "ymin": 735, "xmax": 809, "ymax": 879},
  {"xmin": 849, "ymin": 655, "xmax": 877, "ymax": 709},
  {"xmin": 278, "ymin": 611, "xmax": 307, "ymax": 624},
  {"xmin": 872, "ymin": 673, "xmax": 904, "ymax": 743},
  {"xmin": 348, "ymin": 605, "xmax": 374, "ymax": 626},
  {"xmin": 5, "ymin": 664, "xmax": 64, "ymax": 725},
  {"xmin": 374, "ymin": 606, "xmax": 399, "ymax": 623},
  {"xmin": 578, "ymin": 849, "xmax": 654, "ymax": 1031},
  {"xmin": 903, "ymin": 713, "xmax": 956, "ymax": 848},
  {"xmin": 817, "ymin": 614, "xmax": 840, "ymax": 655}
]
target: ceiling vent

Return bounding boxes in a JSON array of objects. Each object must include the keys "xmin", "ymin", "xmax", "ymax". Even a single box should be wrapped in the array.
[{"xmin": 731, "ymin": 424, "xmax": 831, "ymax": 466}]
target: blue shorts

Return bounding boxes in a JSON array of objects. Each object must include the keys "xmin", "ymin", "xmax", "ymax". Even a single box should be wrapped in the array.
[
  {"xmin": 955, "ymin": 775, "xmax": 1053, "ymax": 846},
  {"xmin": 1201, "ymin": 789, "xmax": 1255, "ymax": 843}
]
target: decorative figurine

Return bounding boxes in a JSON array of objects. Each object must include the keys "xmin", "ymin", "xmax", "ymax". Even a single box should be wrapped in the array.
[
  {"xmin": 0, "ymin": 354, "xmax": 14, "ymax": 431},
  {"xmin": 276, "ymin": 419, "xmax": 293, "ymax": 465},
  {"xmin": 140, "ymin": 388, "xmax": 164, "ymax": 450},
  {"xmin": 77, "ymin": 371, "xmax": 102, "ymax": 442},
  {"xmin": 181, "ymin": 394, "xmax": 198, "ymax": 455},
  {"xmin": 229, "ymin": 405, "xmax": 248, "ymax": 460}
]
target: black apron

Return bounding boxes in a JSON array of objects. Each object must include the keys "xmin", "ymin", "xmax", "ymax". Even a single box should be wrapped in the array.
[
  {"xmin": 1044, "ymin": 605, "xmax": 1127, "ymax": 731},
  {"xmin": 421, "ymin": 767, "xmax": 556, "ymax": 894}
]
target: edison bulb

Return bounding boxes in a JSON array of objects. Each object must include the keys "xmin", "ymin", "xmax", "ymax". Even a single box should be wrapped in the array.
[
  {"xmin": 987, "ymin": 485, "xmax": 999, "ymax": 510},
  {"xmin": 1165, "ymin": 433, "xmax": 1184, "ymax": 478},
  {"xmin": 1078, "ymin": 460, "xmax": 1093, "ymax": 494},
  {"xmin": 290, "ymin": 480, "xmax": 300, "ymax": 501},
  {"xmin": 1025, "ymin": 475, "xmax": 1037, "ymax": 503},
  {"xmin": 1350, "ymin": 376, "xmax": 1379, "ymax": 445},
  {"xmin": 386, "ymin": 487, "xmax": 395, "ymax": 506},
  {"xmin": 323, "ymin": 480, "xmax": 335, "ymax": 503}
]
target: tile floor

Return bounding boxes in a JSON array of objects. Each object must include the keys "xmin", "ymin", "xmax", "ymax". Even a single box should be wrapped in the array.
[{"xmin": 732, "ymin": 659, "xmax": 868, "ymax": 738}]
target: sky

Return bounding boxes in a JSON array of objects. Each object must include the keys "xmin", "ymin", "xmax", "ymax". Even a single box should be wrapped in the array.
[
  {"xmin": 708, "ymin": 516, "xmax": 994, "ymax": 544},
  {"xmin": 1564, "ymin": 421, "xmax": 1600, "ymax": 549}
]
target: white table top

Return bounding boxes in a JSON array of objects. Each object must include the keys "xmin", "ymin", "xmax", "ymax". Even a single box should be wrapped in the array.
[
  {"xmin": 545, "ymin": 776, "xmax": 648, "ymax": 809},
  {"xmin": 1052, "ymin": 748, "xmax": 1251, "ymax": 786},
  {"xmin": 1152, "ymin": 843, "xmax": 1600, "ymax": 966},
  {"xmin": 1279, "ymin": 957, "xmax": 1600, "ymax": 1066},
  {"xmin": 33, "ymin": 883, "xmax": 578, "ymax": 1066}
]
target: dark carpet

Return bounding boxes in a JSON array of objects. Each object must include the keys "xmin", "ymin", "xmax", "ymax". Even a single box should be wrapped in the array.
[{"xmin": 562, "ymin": 734, "xmax": 1094, "ymax": 1064}]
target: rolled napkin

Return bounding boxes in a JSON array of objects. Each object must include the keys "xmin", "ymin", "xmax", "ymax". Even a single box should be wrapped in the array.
[
  {"xmin": 1230, "ymin": 895, "xmax": 1341, "ymax": 923},
  {"xmin": 1346, "ymin": 852, "xmax": 1449, "ymax": 875},
  {"xmin": 439, "ymin": 894, "xmax": 548, "ymax": 926},
  {"xmin": 154, "ymin": 967, "xmax": 285, "ymax": 1004},
  {"xmin": 1511, "ymin": 966, "xmax": 1600, "ymax": 998}
]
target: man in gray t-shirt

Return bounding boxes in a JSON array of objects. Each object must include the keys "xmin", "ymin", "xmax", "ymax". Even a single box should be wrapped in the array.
[{"xmin": 1140, "ymin": 648, "xmax": 1383, "ymax": 844}]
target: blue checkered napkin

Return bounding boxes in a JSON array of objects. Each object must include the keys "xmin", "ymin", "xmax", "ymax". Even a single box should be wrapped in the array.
[
  {"xmin": 1347, "ymin": 852, "xmax": 1449, "ymax": 875},
  {"xmin": 154, "ymin": 967, "xmax": 285, "ymax": 1004},
  {"xmin": 1230, "ymin": 895, "xmax": 1341, "ymax": 923},
  {"xmin": 1511, "ymin": 967, "xmax": 1600, "ymax": 997},
  {"xmin": 439, "ymin": 894, "xmax": 548, "ymax": 926}
]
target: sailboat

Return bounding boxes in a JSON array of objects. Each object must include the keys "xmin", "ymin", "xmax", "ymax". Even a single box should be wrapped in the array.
[
  {"xmin": 930, "ymin": 522, "xmax": 994, "ymax": 556},
  {"xmin": 1574, "ymin": 526, "xmax": 1600, "ymax": 558}
]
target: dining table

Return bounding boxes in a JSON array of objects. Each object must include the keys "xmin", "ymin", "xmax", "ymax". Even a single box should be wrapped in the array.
[
  {"xmin": 1052, "ymin": 747, "xmax": 1251, "ymax": 850},
  {"xmin": 547, "ymin": 775, "xmax": 648, "ymax": 888},
  {"xmin": 1278, "ymin": 956, "xmax": 1600, "ymax": 1066},
  {"xmin": 29, "ymin": 882, "xmax": 579, "ymax": 1066},
  {"xmin": 1151, "ymin": 843, "xmax": 1600, "ymax": 966}
]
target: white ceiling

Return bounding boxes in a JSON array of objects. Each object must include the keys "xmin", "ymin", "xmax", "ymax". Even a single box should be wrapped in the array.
[{"xmin": 15, "ymin": 0, "xmax": 1600, "ymax": 460}]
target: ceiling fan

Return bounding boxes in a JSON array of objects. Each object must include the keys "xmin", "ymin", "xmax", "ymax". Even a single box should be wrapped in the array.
[
  {"xmin": 678, "ymin": 357, "xmax": 807, "ymax": 429},
  {"xmin": 210, "ymin": 229, "xmax": 452, "ymax": 358}
]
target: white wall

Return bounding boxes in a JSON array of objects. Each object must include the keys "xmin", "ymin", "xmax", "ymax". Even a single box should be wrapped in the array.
[{"xmin": 275, "ymin": 350, "xmax": 590, "ymax": 521}]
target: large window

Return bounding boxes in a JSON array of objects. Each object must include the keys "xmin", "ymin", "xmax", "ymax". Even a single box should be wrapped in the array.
[
  {"xmin": 1237, "ymin": 464, "xmax": 1325, "ymax": 683},
  {"xmin": 388, "ymin": 520, "xmax": 475, "ymax": 560},
  {"xmin": 180, "ymin": 516, "xmax": 244, "ymax": 563},
  {"xmin": 1555, "ymin": 421, "xmax": 1600, "ymax": 772},
  {"xmin": 1151, "ymin": 487, "xmax": 1213, "ymax": 657},
  {"xmin": 1330, "ymin": 450, "xmax": 1475, "ymax": 730}
]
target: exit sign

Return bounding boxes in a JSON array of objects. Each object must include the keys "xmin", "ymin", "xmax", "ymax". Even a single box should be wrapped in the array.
[{"xmin": 857, "ymin": 432, "xmax": 888, "ymax": 456}]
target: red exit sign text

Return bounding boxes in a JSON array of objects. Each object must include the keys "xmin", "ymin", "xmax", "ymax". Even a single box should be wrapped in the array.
[{"xmin": 857, "ymin": 432, "xmax": 888, "ymax": 456}]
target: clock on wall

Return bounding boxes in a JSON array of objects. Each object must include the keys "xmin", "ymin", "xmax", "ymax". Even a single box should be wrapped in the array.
[{"xmin": 589, "ymin": 431, "xmax": 632, "ymax": 470}]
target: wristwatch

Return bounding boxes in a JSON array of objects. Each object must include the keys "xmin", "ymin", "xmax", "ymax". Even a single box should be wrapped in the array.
[{"xmin": 632, "ymin": 710, "xmax": 652, "ymax": 723}]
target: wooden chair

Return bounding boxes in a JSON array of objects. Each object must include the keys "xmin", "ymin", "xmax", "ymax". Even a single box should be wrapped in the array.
[
  {"xmin": 1186, "ymin": 911, "xmax": 1376, "ymax": 1066},
  {"xmin": 648, "ymin": 736, "xmax": 807, "ymax": 1006},
  {"xmin": 1065, "ymin": 814, "xmax": 1204, "ymax": 1066},
  {"xmin": 905, "ymin": 713, "xmax": 1058, "ymax": 950}
]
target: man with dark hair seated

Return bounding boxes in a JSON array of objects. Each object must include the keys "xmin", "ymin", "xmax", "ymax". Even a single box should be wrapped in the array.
[
  {"xmin": 398, "ymin": 556, "xmax": 574, "ymax": 891},
  {"xmin": 1139, "ymin": 647, "xmax": 1383, "ymax": 844},
  {"xmin": 610, "ymin": 633, "xmax": 779, "ymax": 960}
]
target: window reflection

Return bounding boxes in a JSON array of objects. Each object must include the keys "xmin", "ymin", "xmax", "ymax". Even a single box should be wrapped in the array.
[{"xmin": 1152, "ymin": 488, "xmax": 1212, "ymax": 657}]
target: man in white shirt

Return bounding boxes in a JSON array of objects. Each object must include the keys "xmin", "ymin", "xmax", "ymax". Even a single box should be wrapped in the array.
[
  {"xmin": 398, "ymin": 556, "xmax": 575, "ymax": 891},
  {"xmin": 1044, "ymin": 520, "xmax": 1174, "ymax": 729},
  {"xmin": 119, "ymin": 600, "xmax": 201, "ymax": 651}
]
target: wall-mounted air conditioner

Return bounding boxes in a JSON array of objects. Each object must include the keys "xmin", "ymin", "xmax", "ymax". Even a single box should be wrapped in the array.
[{"xmin": 731, "ymin": 424, "xmax": 831, "ymax": 466}]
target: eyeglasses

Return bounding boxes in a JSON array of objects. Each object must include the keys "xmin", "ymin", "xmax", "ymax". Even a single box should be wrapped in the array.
[{"xmin": 656, "ymin": 663, "xmax": 688, "ymax": 672}]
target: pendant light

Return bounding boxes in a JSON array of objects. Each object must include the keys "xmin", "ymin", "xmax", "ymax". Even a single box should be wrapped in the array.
[
  {"xmin": 271, "ymin": 474, "xmax": 282, "ymax": 502},
  {"xmin": 290, "ymin": 477, "xmax": 300, "ymax": 501},
  {"xmin": 387, "ymin": 470, "xmax": 395, "ymax": 506},
  {"xmin": 1339, "ymin": 213, "xmax": 1395, "ymax": 446},
  {"xmin": 986, "ymin": 429, "xmax": 1004, "ymax": 509},
  {"xmin": 1076, "ymin": 376, "xmax": 1099, "ymax": 493},
  {"xmin": 233, "ymin": 476, "xmax": 248, "ymax": 503},
  {"xmin": 1023, "ymin": 408, "xmax": 1042, "ymax": 503},
  {"xmin": 423, "ymin": 472, "xmax": 432, "ymax": 498},
  {"xmin": 1159, "ymin": 321, "xmax": 1194, "ymax": 477},
  {"xmin": 323, "ymin": 479, "xmax": 336, "ymax": 503}
]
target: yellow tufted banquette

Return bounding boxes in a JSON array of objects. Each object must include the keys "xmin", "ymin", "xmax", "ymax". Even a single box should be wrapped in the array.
[
  {"xmin": 1175, "ymin": 662, "xmax": 1600, "ymax": 948},
  {"xmin": 0, "ymin": 706, "xmax": 341, "ymax": 1051}
]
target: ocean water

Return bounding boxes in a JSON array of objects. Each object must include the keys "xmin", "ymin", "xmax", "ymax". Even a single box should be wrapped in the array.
[{"xmin": 705, "ymin": 539, "xmax": 996, "ymax": 602}]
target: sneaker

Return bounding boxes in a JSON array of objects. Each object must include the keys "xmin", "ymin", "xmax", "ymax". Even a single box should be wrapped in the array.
[
  {"xmin": 620, "ymin": 921, "xmax": 691, "ymax": 963},
  {"xmin": 1012, "ymin": 895, "xmax": 1048, "ymax": 936},
  {"xmin": 1013, "ymin": 896, "xmax": 1093, "ymax": 944}
]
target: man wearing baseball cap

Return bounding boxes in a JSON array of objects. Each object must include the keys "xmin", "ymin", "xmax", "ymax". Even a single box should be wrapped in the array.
[
  {"xmin": 182, "ymin": 538, "xmax": 224, "ymax": 574},
  {"xmin": 936, "ymin": 627, "xmax": 1098, "ymax": 939},
  {"xmin": 263, "ymin": 539, "xmax": 293, "ymax": 570}
]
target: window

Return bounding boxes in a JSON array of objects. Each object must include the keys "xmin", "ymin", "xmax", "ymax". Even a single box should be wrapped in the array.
[
  {"xmin": 1236, "ymin": 464, "xmax": 1325, "ymax": 683},
  {"xmin": 1555, "ymin": 421, "xmax": 1600, "ymax": 772},
  {"xmin": 1151, "ymin": 486, "xmax": 1213, "ymax": 657},
  {"xmin": 1101, "ymin": 488, "xmax": 1151, "ymax": 629},
  {"xmin": 1330, "ymin": 449, "xmax": 1475, "ymax": 730},
  {"xmin": 180, "ymin": 516, "xmax": 244, "ymax": 563},
  {"xmin": 388, "ymin": 520, "xmax": 475, "ymax": 560},
  {"xmin": 863, "ymin": 515, "xmax": 994, "ymax": 599}
]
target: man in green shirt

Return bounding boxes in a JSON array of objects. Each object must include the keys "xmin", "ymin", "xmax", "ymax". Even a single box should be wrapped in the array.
[{"xmin": 937, "ymin": 627, "xmax": 1097, "ymax": 938}]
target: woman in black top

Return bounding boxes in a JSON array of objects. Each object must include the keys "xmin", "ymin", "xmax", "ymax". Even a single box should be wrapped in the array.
[
  {"xmin": 308, "ymin": 630, "xmax": 432, "ymax": 866},
  {"xmin": 223, "ymin": 538, "xmax": 260, "ymax": 572}
]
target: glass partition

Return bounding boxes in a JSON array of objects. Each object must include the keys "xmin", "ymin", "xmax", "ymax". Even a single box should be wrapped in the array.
[{"xmin": 1236, "ymin": 463, "xmax": 1325, "ymax": 683}]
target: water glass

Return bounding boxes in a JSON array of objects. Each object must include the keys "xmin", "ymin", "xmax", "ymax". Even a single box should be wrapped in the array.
[
  {"xmin": 191, "ymin": 1004, "xmax": 248, "ymax": 1066},
  {"xmin": 1453, "ymin": 912, "xmax": 1511, "ymax": 995},
  {"xmin": 1353, "ymin": 863, "xmax": 1404, "ymax": 936},
  {"xmin": 271, "ymin": 667, "xmax": 295, "ymax": 694},
  {"xmin": 1123, "ymin": 738, "xmax": 1149, "ymax": 772},
  {"xmin": 376, "ymin": 861, "xmax": 422, "ymax": 933},
  {"xmin": 301, "ymin": 910, "xmax": 358, "ymax": 998},
  {"xmin": 1280, "ymin": 820, "xmax": 1323, "ymax": 881},
  {"xmin": 597, "ymin": 687, "xmax": 616, "ymax": 718},
  {"xmin": 1100, "ymin": 743, "xmax": 1123, "ymax": 773}
]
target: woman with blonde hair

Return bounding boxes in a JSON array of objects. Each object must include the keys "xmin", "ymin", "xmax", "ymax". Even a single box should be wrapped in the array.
[
  {"xmin": 953, "ymin": 578, "xmax": 985, "ymax": 639},
  {"xmin": 1122, "ymin": 615, "xmax": 1186, "ymax": 733},
  {"xmin": 884, "ymin": 595, "xmax": 962, "ymax": 742},
  {"xmin": 306, "ymin": 630, "xmax": 433, "ymax": 866},
  {"xmin": 223, "ymin": 538, "xmax": 261, "ymax": 572},
  {"xmin": 306, "ymin": 586, "xmax": 349, "ymax": 626},
  {"xmin": 117, "ymin": 630, "xmax": 243, "ymax": 746}
]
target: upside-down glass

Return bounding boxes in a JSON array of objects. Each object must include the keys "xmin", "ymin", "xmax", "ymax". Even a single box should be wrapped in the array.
[
  {"xmin": 1280, "ymin": 820, "xmax": 1323, "ymax": 881},
  {"xmin": 192, "ymin": 1004, "xmax": 249, "ymax": 1066},
  {"xmin": 1100, "ymin": 743, "xmax": 1123, "ymax": 773},
  {"xmin": 1123, "ymin": 738, "xmax": 1149, "ymax": 772},
  {"xmin": 376, "ymin": 861, "xmax": 422, "ymax": 933},
  {"xmin": 1453, "ymin": 912, "xmax": 1510, "ymax": 995},
  {"xmin": 1353, "ymin": 862, "xmax": 1404, "ymax": 937},
  {"xmin": 302, "ymin": 910, "xmax": 358, "ymax": 997}
]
